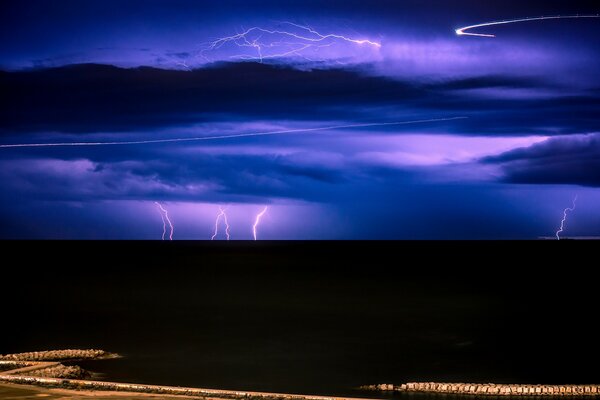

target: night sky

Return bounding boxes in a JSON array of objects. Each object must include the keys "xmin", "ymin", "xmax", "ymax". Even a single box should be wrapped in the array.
[{"xmin": 1, "ymin": 0, "xmax": 599, "ymax": 239}]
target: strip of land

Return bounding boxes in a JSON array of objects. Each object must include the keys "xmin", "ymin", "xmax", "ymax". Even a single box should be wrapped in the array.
[
  {"xmin": 0, "ymin": 350, "xmax": 373, "ymax": 400},
  {"xmin": 0, "ymin": 382, "xmax": 200, "ymax": 399},
  {"xmin": 362, "ymin": 383, "xmax": 600, "ymax": 396},
  {"xmin": 2, "ymin": 350, "xmax": 599, "ymax": 398}
]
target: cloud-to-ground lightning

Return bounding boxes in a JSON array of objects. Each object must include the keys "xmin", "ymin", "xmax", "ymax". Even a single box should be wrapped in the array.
[
  {"xmin": 555, "ymin": 195, "xmax": 577, "ymax": 240},
  {"xmin": 211, "ymin": 206, "xmax": 231, "ymax": 240},
  {"xmin": 199, "ymin": 22, "xmax": 380, "ymax": 63},
  {"xmin": 456, "ymin": 15, "xmax": 600, "ymax": 38},
  {"xmin": 155, "ymin": 202, "xmax": 174, "ymax": 240},
  {"xmin": 252, "ymin": 206, "xmax": 268, "ymax": 241},
  {"xmin": 0, "ymin": 117, "xmax": 467, "ymax": 149}
]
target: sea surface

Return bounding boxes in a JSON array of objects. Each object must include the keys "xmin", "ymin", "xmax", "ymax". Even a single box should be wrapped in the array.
[{"xmin": 3, "ymin": 242, "xmax": 598, "ymax": 399}]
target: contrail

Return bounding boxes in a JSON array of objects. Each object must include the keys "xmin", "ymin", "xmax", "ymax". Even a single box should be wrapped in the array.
[
  {"xmin": 211, "ymin": 206, "xmax": 231, "ymax": 240},
  {"xmin": 0, "ymin": 117, "xmax": 467, "ymax": 149},
  {"xmin": 155, "ymin": 202, "xmax": 174, "ymax": 240},
  {"xmin": 456, "ymin": 15, "xmax": 600, "ymax": 38},
  {"xmin": 556, "ymin": 195, "xmax": 577, "ymax": 241},
  {"xmin": 252, "ymin": 206, "xmax": 268, "ymax": 241}
]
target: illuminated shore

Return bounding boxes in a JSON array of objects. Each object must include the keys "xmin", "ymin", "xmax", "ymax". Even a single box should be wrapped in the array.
[
  {"xmin": 0, "ymin": 350, "xmax": 374, "ymax": 400},
  {"xmin": 2, "ymin": 350, "xmax": 599, "ymax": 398},
  {"xmin": 0, "ymin": 375, "xmax": 374, "ymax": 400},
  {"xmin": 362, "ymin": 383, "xmax": 600, "ymax": 396}
]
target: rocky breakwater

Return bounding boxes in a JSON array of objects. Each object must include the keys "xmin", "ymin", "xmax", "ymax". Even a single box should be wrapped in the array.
[
  {"xmin": 361, "ymin": 383, "xmax": 600, "ymax": 396},
  {"xmin": 0, "ymin": 349, "xmax": 116, "ymax": 362},
  {"xmin": 0, "ymin": 349, "xmax": 117, "ymax": 380},
  {"xmin": 0, "ymin": 349, "xmax": 379, "ymax": 400}
]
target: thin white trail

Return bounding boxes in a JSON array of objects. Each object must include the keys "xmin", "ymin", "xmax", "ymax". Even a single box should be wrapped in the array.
[
  {"xmin": 456, "ymin": 15, "xmax": 600, "ymax": 38},
  {"xmin": 253, "ymin": 206, "xmax": 268, "ymax": 241},
  {"xmin": 211, "ymin": 206, "xmax": 231, "ymax": 240},
  {"xmin": 555, "ymin": 195, "xmax": 577, "ymax": 241},
  {"xmin": 0, "ymin": 117, "xmax": 467, "ymax": 149},
  {"xmin": 155, "ymin": 202, "xmax": 174, "ymax": 241}
]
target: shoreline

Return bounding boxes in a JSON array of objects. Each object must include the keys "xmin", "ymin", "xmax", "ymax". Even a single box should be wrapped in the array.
[
  {"xmin": 0, "ymin": 381, "xmax": 200, "ymax": 399},
  {"xmin": 0, "ymin": 375, "xmax": 376, "ymax": 400},
  {"xmin": 363, "ymin": 383, "xmax": 600, "ymax": 397},
  {"xmin": 2, "ymin": 350, "xmax": 599, "ymax": 398}
]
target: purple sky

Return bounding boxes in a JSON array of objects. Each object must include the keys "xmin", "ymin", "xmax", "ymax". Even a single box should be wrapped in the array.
[{"xmin": 1, "ymin": 0, "xmax": 599, "ymax": 239}]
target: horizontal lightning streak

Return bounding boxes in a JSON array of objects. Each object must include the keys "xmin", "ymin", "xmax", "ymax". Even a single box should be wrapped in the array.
[
  {"xmin": 200, "ymin": 22, "xmax": 380, "ymax": 63},
  {"xmin": 0, "ymin": 117, "xmax": 467, "ymax": 149},
  {"xmin": 456, "ymin": 15, "xmax": 600, "ymax": 38},
  {"xmin": 206, "ymin": 24, "xmax": 380, "ymax": 49}
]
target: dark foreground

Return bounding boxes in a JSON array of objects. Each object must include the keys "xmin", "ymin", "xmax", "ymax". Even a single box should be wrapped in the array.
[{"xmin": 2, "ymin": 241, "xmax": 598, "ymax": 398}]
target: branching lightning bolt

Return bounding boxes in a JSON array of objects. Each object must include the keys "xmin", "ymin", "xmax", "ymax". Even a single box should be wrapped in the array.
[
  {"xmin": 199, "ymin": 22, "xmax": 380, "ymax": 63},
  {"xmin": 456, "ymin": 15, "xmax": 600, "ymax": 38},
  {"xmin": 211, "ymin": 206, "xmax": 231, "ymax": 240},
  {"xmin": 555, "ymin": 195, "xmax": 577, "ymax": 241},
  {"xmin": 252, "ymin": 206, "xmax": 268, "ymax": 241},
  {"xmin": 155, "ymin": 202, "xmax": 174, "ymax": 241},
  {"xmin": 0, "ymin": 117, "xmax": 467, "ymax": 149}
]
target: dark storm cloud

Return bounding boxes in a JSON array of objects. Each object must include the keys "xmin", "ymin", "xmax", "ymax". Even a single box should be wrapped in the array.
[
  {"xmin": 1, "ymin": 62, "xmax": 598, "ymax": 136},
  {"xmin": 427, "ymin": 75, "xmax": 552, "ymax": 91},
  {"xmin": 1, "ymin": 0, "xmax": 600, "ymax": 239},
  {"xmin": 0, "ymin": 63, "xmax": 414, "ymax": 133},
  {"xmin": 483, "ymin": 133, "xmax": 600, "ymax": 186},
  {"xmin": 0, "ymin": 148, "xmax": 350, "ymax": 203}
]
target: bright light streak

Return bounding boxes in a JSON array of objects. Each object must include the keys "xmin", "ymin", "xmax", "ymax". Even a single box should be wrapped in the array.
[
  {"xmin": 556, "ymin": 195, "xmax": 577, "ymax": 240},
  {"xmin": 252, "ymin": 206, "xmax": 268, "ymax": 241},
  {"xmin": 155, "ymin": 202, "xmax": 174, "ymax": 240},
  {"xmin": 0, "ymin": 117, "xmax": 467, "ymax": 149},
  {"xmin": 456, "ymin": 15, "xmax": 600, "ymax": 38},
  {"xmin": 201, "ymin": 22, "xmax": 380, "ymax": 63},
  {"xmin": 211, "ymin": 206, "xmax": 231, "ymax": 240}
]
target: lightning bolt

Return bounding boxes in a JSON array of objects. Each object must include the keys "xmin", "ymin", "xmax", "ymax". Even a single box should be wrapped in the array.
[
  {"xmin": 155, "ymin": 202, "xmax": 174, "ymax": 241},
  {"xmin": 456, "ymin": 15, "xmax": 600, "ymax": 38},
  {"xmin": 252, "ymin": 206, "xmax": 268, "ymax": 241},
  {"xmin": 556, "ymin": 195, "xmax": 577, "ymax": 240},
  {"xmin": 211, "ymin": 206, "xmax": 231, "ymax": 240},
  {"xmin": 200, "ymin": 22, "xmax": 380, "ymax": 63},
  {"xmin": 0, "ymin": 117, "xmax": 467, "ymax": 149}
]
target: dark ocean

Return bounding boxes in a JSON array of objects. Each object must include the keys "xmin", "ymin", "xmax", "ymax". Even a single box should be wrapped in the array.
[{"xmin": 3, "ymin": 242, "xmax": 598, "ymax": 398}]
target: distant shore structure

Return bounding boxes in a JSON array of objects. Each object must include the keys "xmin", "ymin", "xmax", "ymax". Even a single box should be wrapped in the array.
[
  {"xmin": 538, "ymin": 236, "xmax": 600, "ymax": 240},
  {"xmin": 361, "ymin": 382, "xmax": 600, "ymax": 396},
  {"xmin": 1, "ymin": 349, "xmax": 374, "ymax": 400},
  {"xmin": 0, "ymin": 349, "xmax": 116, "ymax": 362},
  {"xmin": 2, "ymin": 350, "xmax": 599, "ymax": 398}
]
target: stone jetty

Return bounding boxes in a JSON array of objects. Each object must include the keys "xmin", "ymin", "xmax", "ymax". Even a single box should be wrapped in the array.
[
  {"xmin": 2, "ymin": 351, "xmax": 599, "ymax": 398},
  {"xmin": 0, "ymin": 349, "xmax": 114, "ymax": 362},
  {"xmin": 361, "ymin": 382, "xmax": 600, "ymax": 396},
  {"xmin": 1, "ymin": 349, "xmax": 374, "ymax": 400}
]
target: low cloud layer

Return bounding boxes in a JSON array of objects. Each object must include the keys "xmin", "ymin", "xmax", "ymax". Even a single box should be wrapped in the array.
[
  {"xmin": 484, "ymin": 133, "xmax": 600, "ymax": 187},
  {"xmin": 2, "ymin": 63, "xmax": 598, "ymax": 137}
]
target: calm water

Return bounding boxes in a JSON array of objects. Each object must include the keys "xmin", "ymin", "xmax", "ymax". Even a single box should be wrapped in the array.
[{"xmin": 4, "ymin": 242, "xmax": 598, "ymax": 398}]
